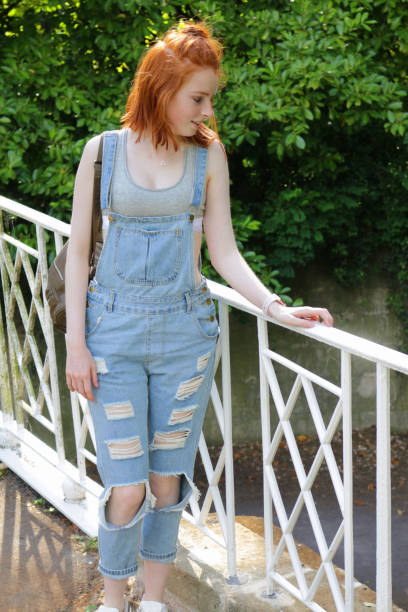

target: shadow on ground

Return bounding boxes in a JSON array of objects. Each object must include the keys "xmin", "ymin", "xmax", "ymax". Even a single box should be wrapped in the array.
[
  {"xmin": 0, "ymin": 424, "xmax": 406, "ymax": 610},
  {"xmin": 194, "ymin": 425, "xmax": 408, "ymax": 611}
]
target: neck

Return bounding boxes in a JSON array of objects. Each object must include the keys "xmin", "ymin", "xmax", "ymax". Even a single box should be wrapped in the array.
[{"xmin": 131, "ymin": 128, "xmax": 184, "ymax": 154}]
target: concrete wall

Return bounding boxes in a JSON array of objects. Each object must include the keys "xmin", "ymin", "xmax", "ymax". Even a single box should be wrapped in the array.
[{"xmin": 202, "ymin": 264, "xmax": 408, "ymax": 445}]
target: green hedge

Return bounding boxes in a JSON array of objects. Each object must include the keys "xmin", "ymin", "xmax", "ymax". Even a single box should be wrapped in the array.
[{"xmin": 1, "ymin": 1, "xmax": 408, "ymax": 332}]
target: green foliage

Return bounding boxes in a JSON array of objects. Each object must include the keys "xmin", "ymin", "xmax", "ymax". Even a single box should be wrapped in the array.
[
  {"xmin": 201, "ymin": 200, "xmax": 303, "ymax": 305},
  {"xmin": 1, "ymin": 0, "xmax": 408, "ymax": 335},
  {"xmin": 71, "ymin": 534, "xmax": 99, "ymax": 552}
]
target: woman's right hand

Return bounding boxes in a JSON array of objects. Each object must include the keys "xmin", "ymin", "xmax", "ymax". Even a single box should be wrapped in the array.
[
  {"xmin": 267, "ymin": 302, "xmax": 333, "ymax": 329},
  {"xmin": 65, "ymin": 340, "xmax": 98, "ymax": 402}
]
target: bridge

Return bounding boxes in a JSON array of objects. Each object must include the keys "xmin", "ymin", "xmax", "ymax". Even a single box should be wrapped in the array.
[{"xmin": 0, "ymin": 194, "xmax": 407, "ymax": 611}]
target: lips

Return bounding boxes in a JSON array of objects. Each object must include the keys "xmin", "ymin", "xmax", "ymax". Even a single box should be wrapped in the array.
[{"xmin": 192, "ymin": 121, "xmax": 200, "ymax": 128}]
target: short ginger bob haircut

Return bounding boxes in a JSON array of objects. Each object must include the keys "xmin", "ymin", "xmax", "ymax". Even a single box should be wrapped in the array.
[{"xmin": 121, "ymin": 21, "xmax": 223, "ymax": 150}]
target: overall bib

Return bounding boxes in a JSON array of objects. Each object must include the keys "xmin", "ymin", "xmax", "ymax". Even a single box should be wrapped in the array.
[{"xmin": 85, "ymin": 132, "xmax": 219, "ymax": 579}]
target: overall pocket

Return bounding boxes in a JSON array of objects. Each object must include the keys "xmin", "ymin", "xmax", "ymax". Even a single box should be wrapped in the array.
[
  {"xmin": 114, "ymin": 225, "xmax": 182, "ymax": 286},
  {"xmin": 192, "ymin": 298, "xmax": 219, "ymax": 340},
  {"xmin": 85, "ymin": 296, "xmax": 107, "ymax": 338}
]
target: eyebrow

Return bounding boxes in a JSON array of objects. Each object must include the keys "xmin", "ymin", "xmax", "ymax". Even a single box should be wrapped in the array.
[{"xmin": 191, "ymin": 90, "xmax": 216, "ymax": 97}]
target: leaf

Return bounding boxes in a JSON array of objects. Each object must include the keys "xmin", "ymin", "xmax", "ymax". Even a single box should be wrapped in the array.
[
  {"xmin": 295, "ymin": 135, "xmax": 306, "ymax": 149},
  {"xmin": 397, "ymin": 509, "xmax": 405, "ymax": 515},
  {"xmin": 354, "ymin": 500, "xmax": 366, "ymax": 506}
]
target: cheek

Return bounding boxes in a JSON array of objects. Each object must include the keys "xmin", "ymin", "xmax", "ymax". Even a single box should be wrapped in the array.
[{"xmin": 168, "ymin": 104, "xmax": 185, "ymax": 125}]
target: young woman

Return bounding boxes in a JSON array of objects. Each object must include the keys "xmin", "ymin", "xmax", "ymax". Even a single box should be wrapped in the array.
[{"xmin": 65, "ymin": 22, "xmax": 333, "ymax": 612}]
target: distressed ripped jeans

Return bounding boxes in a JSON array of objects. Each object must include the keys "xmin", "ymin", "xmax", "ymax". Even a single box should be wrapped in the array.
[{"xmin": 86, "ymin": 279, "xmax": 218, "ymax": 579}]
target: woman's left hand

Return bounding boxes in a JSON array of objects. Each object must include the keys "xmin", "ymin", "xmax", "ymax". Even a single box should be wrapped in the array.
[{"xmin": 268, "ymin": 302, "xmax": 333, "ymax": 329}]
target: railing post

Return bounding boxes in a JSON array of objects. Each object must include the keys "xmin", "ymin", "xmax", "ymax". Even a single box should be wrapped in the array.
[
  {"xmin": 219, "ymin": 301, "xmax": 237, "ymax": 581},
  {"xmin": 0, "ymin": 281, "xmax": 14, "ymax": 420},
  {"xmin": 376, "ymin": 363, "xmax": 392, "ymax": 611},
  {"xmin": 257, "ymin": 316, "xmax": 275, "ymax": 596},
  {"xmin": 341, "ymin": 350, "xmax": 354, "ymax": 610},
  {"xmin": 0, "ymin": 210, "xmax": 13, "ymax": 419},
  {"xmin": 0, "ymin": 214, "xmax": 19, "ymax": 423},
  {"xmin": 36, "ymin": 225, "xmax": 65, "ymax": 465}
]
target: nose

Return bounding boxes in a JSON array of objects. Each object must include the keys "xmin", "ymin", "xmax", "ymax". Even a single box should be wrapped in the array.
[{"xmin": 202, "ymin": 99, "xmax": 213, "ymax": 119}]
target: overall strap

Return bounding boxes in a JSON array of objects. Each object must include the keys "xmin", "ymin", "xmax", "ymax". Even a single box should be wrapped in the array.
[
  {"xmin": 191, "ymin": 146, "xmax": 208, "ymax": 208},
  {"xmin": 100, "ymin": 130, "xmax": 119, "ymax": 211}
]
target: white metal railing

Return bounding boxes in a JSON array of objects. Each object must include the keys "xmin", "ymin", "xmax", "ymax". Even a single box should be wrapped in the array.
[
  {"xmin": 212, "ymin": 281, "xmax": 408, "ymax": 611},
  {"xmin": 0, "ymin": 195, "xmax": 237, "ymax": 576},
  {"xmin": 1, "ymin": 194, "xmax": 407, "ymax": 610}
]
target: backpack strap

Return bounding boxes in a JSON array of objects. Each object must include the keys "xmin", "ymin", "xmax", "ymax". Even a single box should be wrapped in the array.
[{"xmin": 91, "ymin": 135, "xmax": 104, "ymax": 248}]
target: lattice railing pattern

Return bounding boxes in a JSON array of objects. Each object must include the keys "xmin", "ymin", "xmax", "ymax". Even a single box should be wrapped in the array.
[
  {"xmin": 2, "ymin": 195, "xmax": 408, "ymax": 610},
  {"xmin": 0, "ymin": 196, "xmax": 237, "ymax": 579},
  {"xmin": 259, "ymin": 337, "xmax": 350, "ymax": 611},
  {"xmin": 0, "ymin": 208, "xmax": 65, "ymax": 461}
]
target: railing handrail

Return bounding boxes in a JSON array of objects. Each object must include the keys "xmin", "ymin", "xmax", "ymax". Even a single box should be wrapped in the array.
[
  {"xmin": 208, "ymin": 280, "xmax": 408, "ymax": 376},
  {"xmin": 1, "ymin": 192, "xmax": 407, "ymax": 375},
  {"xmin": 0, "ymin": 195, "xmax": 71, "ymax": 236},
  {"xmin": 2, "ymin": 192, "xmax": 405, "ymax": 375}
]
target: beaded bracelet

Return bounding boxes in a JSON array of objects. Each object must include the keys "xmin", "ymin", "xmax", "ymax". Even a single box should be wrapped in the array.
[{"xmin": 262, "ymin": 294, "xmax": 284, "ymax": 317}]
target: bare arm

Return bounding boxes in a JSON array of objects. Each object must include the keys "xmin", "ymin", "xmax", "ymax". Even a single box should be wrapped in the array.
[
  {"xmin": 65, "ymin": 135, "xmax": 101, "ymax": 400},
  {"xmin": 203, "ymin": 141, "xmax": 333, "ymax": 328}
]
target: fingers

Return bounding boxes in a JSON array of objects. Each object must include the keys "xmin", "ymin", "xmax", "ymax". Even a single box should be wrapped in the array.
[
  {"xmin": 274, "ymin": 310, "xmax": 315, "ymax": 328},
  {"xmin": 290, "ymin": 307, "xmax": 334, "ymax": 327},
  {"xmin": 272, "ymin": 305, "xmax": 334, "ymax": 329},
  {"xmin": 91, "ymin": 361, "xmax": 99, "ymax": 389},
  {"xmin": 302, "ymin": 307, "xmax": 333, "ymax": 326},
  {"xmin": 66, "ymin": 371, "xmax": 96, "ymax": 402},
  {"xmin": 318, "ymin": 308, "xmax": 334, "ymax": 327},
  {"xmin": 83, "ymin": 377, "xmax": 95, "ymax": 403}
]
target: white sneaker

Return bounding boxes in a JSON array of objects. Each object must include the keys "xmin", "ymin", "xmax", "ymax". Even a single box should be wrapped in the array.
[
  {"xmin": 138, "ymin": 601, "xmax": 168, "ymax": 612},
  {"xmin": 97, "ymin": 606, "xmax": 120, "ymax": 612}
]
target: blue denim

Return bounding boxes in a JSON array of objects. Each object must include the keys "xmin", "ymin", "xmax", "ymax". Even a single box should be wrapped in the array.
[{"xmin": 86, "ymin": 132, "xmax": 218, "ymax": 579}]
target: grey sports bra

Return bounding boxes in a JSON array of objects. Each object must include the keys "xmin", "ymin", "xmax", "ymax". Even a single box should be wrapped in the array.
[{"xmin": 103, "ymin": 128, "xmax": 206, "ymax": 232}]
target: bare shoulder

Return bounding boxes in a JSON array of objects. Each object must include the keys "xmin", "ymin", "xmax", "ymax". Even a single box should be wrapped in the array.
[
  {"xmin": 81, "ymin": 134, "xmax": 102, "ymax": 162},
  {"xmin": 207, "ymin": 139, "xmax": 228, "ymax": 181}
]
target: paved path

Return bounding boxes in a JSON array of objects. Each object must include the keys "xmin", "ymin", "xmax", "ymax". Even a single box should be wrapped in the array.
[
  {"xmin": 0, "ymin": 468, "xmax": 102, "ymax": 612},
  {"xmin": 0, "ymin": 469, "xmax": 406, "ymax": 612}
]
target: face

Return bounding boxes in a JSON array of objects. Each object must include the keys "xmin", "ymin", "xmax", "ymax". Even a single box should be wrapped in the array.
[{"xmin": 166, "ymin": 67, "xmax": 218, "ymax": 138}]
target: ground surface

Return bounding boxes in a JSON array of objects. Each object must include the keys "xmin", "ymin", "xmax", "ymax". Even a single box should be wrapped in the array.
[
  {"xmin": 0, "ymin": 425, "xmax": 407, "ymax": 611},
  {"xmin": 194, "ymin": 425, "xmax": 408, "ymax": 611}
]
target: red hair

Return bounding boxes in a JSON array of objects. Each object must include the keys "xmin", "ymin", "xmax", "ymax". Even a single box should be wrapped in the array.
[{"xmin": 121, "ymin": 21, "xmax": 224, "ymax": 150}]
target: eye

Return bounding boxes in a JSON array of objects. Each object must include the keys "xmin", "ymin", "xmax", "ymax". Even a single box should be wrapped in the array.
[{"xmin": 193, "ymin": 97, "xmax": 202, "ymax": 103}]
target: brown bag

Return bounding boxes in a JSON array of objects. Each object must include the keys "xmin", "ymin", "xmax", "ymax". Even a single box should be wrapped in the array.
[{"xmin": 45, "ymin": 135, "xmax": 104, "ymax": 334}]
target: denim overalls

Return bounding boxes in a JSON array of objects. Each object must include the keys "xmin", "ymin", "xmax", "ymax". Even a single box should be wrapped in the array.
[{"xmin": 85, "ymin": 132, "xmax": 219, "ymax": 579}]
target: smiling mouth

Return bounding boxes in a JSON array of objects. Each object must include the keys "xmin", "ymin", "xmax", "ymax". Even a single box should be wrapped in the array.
[{"xmin": 192, "ymin": 121, "xmax": 201, "ymax": 128}]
